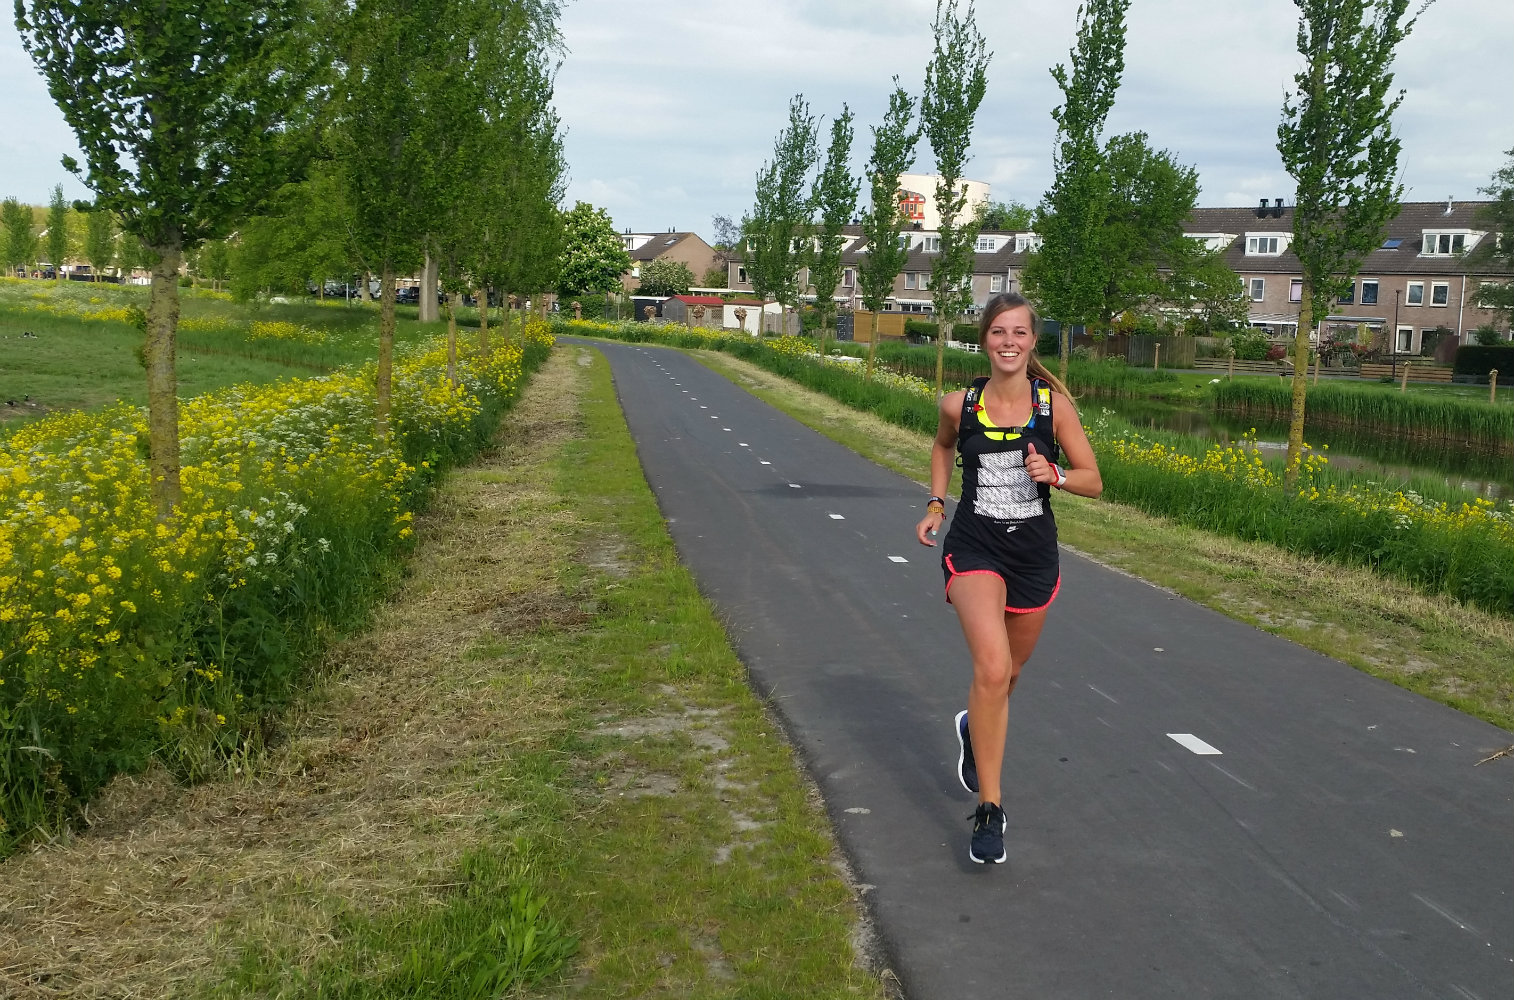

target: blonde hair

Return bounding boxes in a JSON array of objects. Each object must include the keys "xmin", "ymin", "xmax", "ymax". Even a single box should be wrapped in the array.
[{"xmin": 979, "ymin": 292, "xmax": 1076, "ymax": 406}]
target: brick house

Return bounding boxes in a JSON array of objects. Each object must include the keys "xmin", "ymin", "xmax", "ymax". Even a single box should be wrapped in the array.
[
  {"xmin": 620, "ymin": 231, "xmax": 719, "ymax": 293},
  {"xmin": 1189, "ymin": 199, "xmax": 1509, "ymax": 353}
]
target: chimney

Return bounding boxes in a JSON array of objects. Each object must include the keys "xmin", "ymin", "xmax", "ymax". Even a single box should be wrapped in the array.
[
  {"xmin": 1273, "ymin": 198, "xmax": 1285, "ymax": 218},
  {"xmin": 1257, "ymin": 198, "xmax": 1268, "ymax": 218},
  {"xmin": 1445, "ymin": 196, "xmax": 1454, "ymax": 216}
]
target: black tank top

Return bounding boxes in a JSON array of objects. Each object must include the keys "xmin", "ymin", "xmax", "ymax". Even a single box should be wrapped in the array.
[{"xmin": 943, "ymin": 375, "xmax": 1060, "ymax": 569}]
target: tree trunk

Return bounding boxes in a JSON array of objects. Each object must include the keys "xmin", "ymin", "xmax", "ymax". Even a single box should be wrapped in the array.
[
  {"xmin": 377, "ymin": 266, "xmax": 395, "ymax": 439},
  {"xmin": 419, "ymin": 250, "xmax": 439, "ymax": 323},
  {"xmin": 446, "ymin": 291, "xmax": 460, "ymax": 386},
  {"xmin": 477, "ymin": 286, "xmax": 490, "ymax": 350},
  {"xmin": 935, "ymin": 313, "xmax": 948, "ymax": 400},
  {"xmin": 144, "ymin": 240, "xmax": 184, "ymax": 517},
  {"xmin": 866, "ymin": 309, "xmax": 880, "ymax": 380},
  {"xmin": 1286, "ymin": 282, "xmax": 1313, "ymax": 480},
  {"xmin": 360, "ymin": 271, "xmax": 371, "ymax": 303},
  {"xmin": 1059, "ymin": 323, "xmax": 1070, "ymax": 385}
]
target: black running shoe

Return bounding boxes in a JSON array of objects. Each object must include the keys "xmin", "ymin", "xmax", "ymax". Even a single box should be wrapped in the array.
[
  {"xmin": 954, "ymin": 710, "xmax": 979, "ymax": 794},
  {"xmin": 969, "ymin": 801, "xmax": 1007, "ymax": 864}
]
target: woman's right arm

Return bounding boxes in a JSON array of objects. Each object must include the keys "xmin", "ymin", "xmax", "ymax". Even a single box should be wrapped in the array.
[{"xmin": 916, "ymin": 390, "xmax": 963, "ymax": 546}]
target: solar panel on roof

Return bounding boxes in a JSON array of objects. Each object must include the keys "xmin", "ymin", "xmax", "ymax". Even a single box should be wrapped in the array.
[{"xmin": 1381, "ymin": 238, "xmax": 1402, "ymax": 249}]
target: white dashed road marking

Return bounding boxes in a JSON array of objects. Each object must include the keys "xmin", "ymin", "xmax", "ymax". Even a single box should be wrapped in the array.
[
  {"xmin": 1167, "ymin": 733, "xmax": 1223, "ymax": 755},
  {"xmin": 829, "ymin": 513, "xmax": 845, "ymax": 520},
  {"xmin": 760, "ymin": 460, "xmax": 771, "ymax": 465},
  {"xmin": 788, "ymin": 483, "xmax": 801, "ymax": 488},
  {"xmin": 1412, "ymin": 893, "xmax": 1479, "ymax": 935},
  {"xmin": 739, "ymin": 443, "xmax": 749, "ymax": 447},
  {"xmin": 888, "ymin": 556, "xmax": 908, "ymax": 563},
  {"xmin": 1088, "ymin": 684, "xmax": 1119, "ymax": 705}
]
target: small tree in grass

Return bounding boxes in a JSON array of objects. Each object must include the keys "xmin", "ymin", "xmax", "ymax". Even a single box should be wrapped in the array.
[
  {"xmin": 1277, "ymin": 0, "xmax": 1420, "ymax": 476},
  {"xmin": 743, "ymin": 94, "xmax": 818, "ymax": 335},
  {"xmin": 1, "ymin": 198, "xmax": 39, "ymax": 275},
  {"xmin": 807, "ymin": 105, "xmax": 860, "ymax": 356},
  {"xmin": 637, "ymin": 259, "xmax": 695, "ymax": 297},
  {"xmin": 857, "ymin": 80, "xmax": 919, "ymax": 379},
  {"xmin": 45, "ymin": 185, "xmax": 68, "ymax": 280},
  {"xmin": 17, "ymin": 0, "xmax": 322, "ymax": 513},
  {"xmin": 922, "ymin": 0, "xmax": 990, "ymax": 398},
  {"xmin": 81, "ymin": 204, "xmax": 114, "ymax": 282}
]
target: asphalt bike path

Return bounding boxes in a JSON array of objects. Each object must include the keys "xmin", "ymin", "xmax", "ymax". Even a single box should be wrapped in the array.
[{"xmin": 567, "ymin": 338, "xmax": 1513, "ymax": 1000}]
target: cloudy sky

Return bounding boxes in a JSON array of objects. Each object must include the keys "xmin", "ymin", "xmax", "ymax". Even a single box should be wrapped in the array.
[{"xmin": 4, "ymin": 0, "xmax": 1510, "ymax": 237}]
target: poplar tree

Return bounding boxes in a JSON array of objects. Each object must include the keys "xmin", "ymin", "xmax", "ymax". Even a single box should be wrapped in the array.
[
  {"xmin": 742, "ymin": 95, "xmax": 818, "ymax": 335},
  {"xmin": 1470, "ymin": 148, "xmax": 1514, "ymax": 328},
  {"xmin": 45, "ymin": 185, "xmax": 68, "ymax": 280},
  {"xmin": 82, "ymin": 204, "xmax": 114, "ymax": 282},
  {"xmin": 16, "ymin": 0, "xmax": 322, "ymax": 513},
  {"xmin": 922, "ymin": 0, "xmax": 990, "ymax": 398},
  {"xmin": 857, "ymin": 81, "xmax": 918, "ymax": 379},
  {"xmin": 1020, "ymin": 0, "xmax": 1130, "ymax": 381},
  {"xmin": 0, "ymin": 199, "xmax": 37, "ymax": 274},
  {"xmin": 1277, "ymin": 0, "xmax": 1419, "ymax": 475},
  {"xmin": 807, "ymin": 106, "xmax": 860, "ymax": 356}
]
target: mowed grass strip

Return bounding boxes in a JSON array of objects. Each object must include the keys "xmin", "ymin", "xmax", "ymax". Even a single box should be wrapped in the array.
[
  {"xmin": 693, "ymin": 349, "xmax": 1514, "ymax": 733},
  {"xmin": 0, "ymin": 346, "xmax": 887, "ymax": 1000}
]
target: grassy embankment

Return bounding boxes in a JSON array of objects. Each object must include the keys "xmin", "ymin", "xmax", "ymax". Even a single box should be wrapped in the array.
[{"xmin": 0, "ymin": 347, "xmax": 889, "ymax": 999}]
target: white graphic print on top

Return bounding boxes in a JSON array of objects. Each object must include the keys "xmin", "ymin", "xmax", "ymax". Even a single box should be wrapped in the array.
[{"xmin": 974, "ymin": 450, "xmax": 1044, "ymax": 521}]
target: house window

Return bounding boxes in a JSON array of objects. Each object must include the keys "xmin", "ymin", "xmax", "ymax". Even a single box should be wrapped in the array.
[
  {"xmin": 1361, "ymin": 280, "xmax": 1379, "ymax": 305},
  {"xmin": 1246, "ymin": 235, "xmax": 1281, "ymax": 255},
  {"xmin": 1249, "ymin": 278, "xmax": 1265, "ymax": 301},
  {"xmin": 1396, "ymin": 326, "xmax": 1413, "ymax": 352},
  {"xmin": 896, "ymin": 234, "xmax": 910, "ymax": 249},
  {"xmin": 975, "ymin": 235, "xmax": 997, "ymax": 252},
  {"xmin": 1338, "ymin": 282, "xmax": 1354, "ymax": 305},
  {"xmin": 737, "ymin": 267, "xmax": 747, "ymax": 284},
  {"xmin": 1406, "ymin": 281, "xmax": 1424, "ymax": 305},
  {"xmin": 904, "ymin": 272, "xmax": 917, "ymax": 289},
  {"xmin": 1421, "ymin": 232, "xmax": 1467, "ymax": 255},
  {"xmin": 920, "ymin": 272, "xmax": 930, "ymax": 290},
  {"xmin": 1014, "ymin": 234, "xmax": 1042, "ymax": 253},
  {"xmin": 842, "ymin": 268, "xmax": 854, "ymax": 288},
  {"xmin": 631, "ymin": 265, "xmax": 641, "ymax": 278},
  {"xmin": 923, "ymin": 236, "xmax": 941, "ymax": 252},
  {"xmin": 1289, "ymin": 278, "xmax": 1303, "ymax": 303},
  {"xmin": 1430, "ymin": 282, "xmax": 1449, "ymax": 306},
  {"xmin": 990, "ymin": 274, "xmax": 1004, "ymax": 292}
]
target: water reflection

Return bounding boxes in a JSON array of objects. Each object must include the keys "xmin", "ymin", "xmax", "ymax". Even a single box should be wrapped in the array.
[{"xmin": 1092, "ymin": 397, "xmax": 1514, "ymax": 500}]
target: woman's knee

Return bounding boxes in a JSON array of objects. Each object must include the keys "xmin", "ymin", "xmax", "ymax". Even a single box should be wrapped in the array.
[{"xmin": 971, "ymin": 656, "xmax": 1014, "ymax": 694}]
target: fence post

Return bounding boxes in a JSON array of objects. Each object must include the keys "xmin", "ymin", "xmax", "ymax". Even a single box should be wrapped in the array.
[
  {"xmin": 1227, "ymin": 347, "xmax": 1234, "ymax": 381},
  {"xmin": 1492, "ymin": 369, "xmax": 1499, "ymax": 404},
  {"xmin": 1153, "ymin": 342, "xmax": 1161, "ymax": 371},
  {"xmin": 1401, "ymin": 361, "xmax": 1411, "ymax": 392}
]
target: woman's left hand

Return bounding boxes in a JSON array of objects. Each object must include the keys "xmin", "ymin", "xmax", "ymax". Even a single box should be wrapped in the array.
[{"xmin": 1024, "ymin": 442, "xmax": 1060, "ymax": 485}]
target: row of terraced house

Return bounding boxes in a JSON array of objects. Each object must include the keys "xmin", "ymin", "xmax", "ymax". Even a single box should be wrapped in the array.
[{"xmin": 684, "ymin": 198, "xmax": 1510, "ymax": 350}]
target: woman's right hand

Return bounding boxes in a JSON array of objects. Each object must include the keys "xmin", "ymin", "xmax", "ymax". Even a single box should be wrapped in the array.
[{"xmin": 915, "ymin": 509, "xmax": 945, "ymax": 546}]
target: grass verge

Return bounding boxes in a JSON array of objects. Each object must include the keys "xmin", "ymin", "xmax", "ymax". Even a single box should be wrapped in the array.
[
  {"xmin": 692, "ymin": 349, "xmax": 1514, "ymax": 733},
  {"xmin": 0, "ymin": 346, "xmax": 887, "ymax": 999}
]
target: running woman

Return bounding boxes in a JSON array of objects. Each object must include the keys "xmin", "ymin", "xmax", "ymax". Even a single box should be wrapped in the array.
[{"xmin": 914, "ymin": 292, "xmax": 1102, "ymax": 864}]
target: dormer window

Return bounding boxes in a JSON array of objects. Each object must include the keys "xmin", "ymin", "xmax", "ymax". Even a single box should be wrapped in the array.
[
  {"xmin": 974, "ymin": 235, "xmax": 998, "ymax": 252},
  {"xmin": 923, "ymin": 236, "xmax": 941, "ymax": 252},
  {"xmin": 1420, "ymin": 231, "xmax": 1478, "ymax": 256},
  {"xmin": 1246, "ymin": 233, "xmax": 1288, "ymax": 256},
  {"xmin": 1014, "ymin": 233, "xmax": 1043, "ymax": 253}
]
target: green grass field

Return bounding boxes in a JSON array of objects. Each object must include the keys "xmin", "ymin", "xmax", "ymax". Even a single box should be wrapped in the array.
[{"xmin": 0, "ymin": 278, "xmax": 447, "ymax": 422}]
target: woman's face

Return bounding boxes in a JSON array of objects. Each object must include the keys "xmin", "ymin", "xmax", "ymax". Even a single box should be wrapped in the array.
[{"xmin": 983, "ymin": 305, "xmax": 1035, "ymax": 376}]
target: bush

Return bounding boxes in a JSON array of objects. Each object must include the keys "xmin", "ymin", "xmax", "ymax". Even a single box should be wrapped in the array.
[
  {"xmin": 1453, "ymin": 344, "xmax": 1514, "ymax": 377},
  {"xmin": 1037, "ymin": 332, "xmax": 1060, "ymax": 356},
  {"xmin": 903, "ymin": 318, "xmax": 978, "ymax": 344},
  {"xmin": 1265, "ymin": 344, "xmax": 1288, "ymax": 362},
  {"xmin": 1473, "ymin": 324, "xmax": 1503, "ymax": 347},
  {"xmin": 1228, "ymin": 329, "xmax": 1271, "ymax": 361}
]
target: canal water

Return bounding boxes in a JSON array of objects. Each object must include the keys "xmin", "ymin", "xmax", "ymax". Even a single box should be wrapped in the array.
[{"xmin": 1092, "ymin": 396, "xmax": 1514, "ymax": 501}]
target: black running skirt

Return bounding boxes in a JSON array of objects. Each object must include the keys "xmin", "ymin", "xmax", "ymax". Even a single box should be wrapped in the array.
[{"xmin": 941, "ymin": 548, "xmax": 1061, "ymax": 613}]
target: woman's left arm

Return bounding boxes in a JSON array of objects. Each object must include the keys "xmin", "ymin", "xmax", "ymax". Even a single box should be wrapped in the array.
[{"xmin": 1028, "ymin": 393, "xmax": 1102, "ymax": 499}]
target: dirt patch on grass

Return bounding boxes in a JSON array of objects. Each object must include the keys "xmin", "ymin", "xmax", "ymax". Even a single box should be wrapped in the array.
[{"xmin": 0, "ymin": 350, "xmax": 585, "ymax": 999}]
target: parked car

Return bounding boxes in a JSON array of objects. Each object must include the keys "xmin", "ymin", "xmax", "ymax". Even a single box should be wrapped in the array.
[{"xmin": 395, "ymin": 286, "xmax": 419, "ymax": 305}]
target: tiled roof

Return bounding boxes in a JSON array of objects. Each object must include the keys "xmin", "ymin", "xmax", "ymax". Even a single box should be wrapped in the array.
[{"xmin": 628, "ymin": 232, "xmax": 697, "ymax": 262}]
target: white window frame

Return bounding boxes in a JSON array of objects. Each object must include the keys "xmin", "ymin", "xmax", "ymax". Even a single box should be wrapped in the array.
[
  {"xmin": 1289, "ymin": 278, "xmax": 1303, "ymax": 303},
  {"xmin": 974, "ymin": 235, "xmax": 998, "ymax": 252},
  {"xmin": 1245, "ymin": 233, "xmax": 1286, "ymax": 256},
  {"xmin": 923, "ymin": 236, "xmax": 941, "ymax": 252},
  {"xmin": 1014, "ymin": 234, "xmax": 1043, "ymax": 253},
  {"xmin": 736, "ymin": 266, "xmax": 747, "ymax": 284},
  {"xmin": 904, "ymin": 272, "xmax": 917, "ymax": 289},
  {"xmin": 990, "ymin": 274, "xmax": 1004, "ymax": 293},
  {"xmin": 1430, "ymin": 282, "xmax": 1450, "ymax": 306},
  {"xmin": 896, "ymin": 233, "xmax": 910, "ymax": 250},
  {"xmin": 1360, "ymin": 279, "xmax": 1379, "ymax": 305},
  {"xmin": 1249, "ymin": 277, "xmax": 1266, "ymax": 301},
  {"xmin": 631, "ymin": 265, "xmax": 641, "ymax": 278},
  {"xmin": 842, "ymin": 267, "xmax": 854, "ymax": 288},
  {"xmin": 1405, "ymin": 281, "xmax": 1424, "ymax": 306},
  {"xmin": 1395, "ymin": 326, "xmax": 1414, "ymax": 353},
  {"xmin": 1421, "ymin": 232, "xmax": 1472, "ymax": 256}
]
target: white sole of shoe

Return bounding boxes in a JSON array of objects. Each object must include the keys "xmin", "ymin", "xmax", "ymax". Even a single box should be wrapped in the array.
[{"xmin": 954, "ymin": 709, "xmax": 975, "ymax": 793}]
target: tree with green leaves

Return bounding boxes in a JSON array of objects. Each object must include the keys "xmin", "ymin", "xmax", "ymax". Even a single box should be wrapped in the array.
[
  {"xmin": 81, "ymin": 204, "xmax": 114, "ymax": 282},
  {"xmin": 742, "ymin": 94, "xmax": 818, "ymax": 335},
  {"xmin": 1470, "ymin": 147, "xmax": 1514, "ymax": 330},
  {"xmin": 636, "ymin": 258, "xmax": 695, "ymax": 297},
  {"xmin": 193, "ymin": 239, "xmax": 233, "ymax": 291},
  {"xmin": 1277, "ymin": 0, "xmax": 1419, "ymax": 474},
  {"xmin": 978, "ymin": 200, "xmax": 1034, "ymax": 230},
  {"xmin": 922, "ymin": 0, "xmax": 991, "ymax": 398},
  {"xmin": 1093, "ymin": 131, "xmax": 1199, "ymax": 328},
  {"xmin": 857, "ymin": 80, "xmax": 919, "ymax": 378},
  {"xmin": 1161, "ymin": 241, "xmax": 1248, "ymax": 332},
  {"xmin": 231, "ymin": 167, "xmax": 355, "ymax": 301},
  {"xmin": 1, "ymin": 198, "xmax": 38, "ymax": 275},
  {"xmin": 45, "ymin": 185, "xmax": 68, "ymax": 279},
  {"xmin": 558, "ymin": 201, "xmax": 632, "ymax": 299},
  {"xmin": 806, "ymin": 106, "xmax": 860, "ymax": 355},
  {"xmin": 1020, "ymin": 0, "xmax": 1130, "ymax": 381},
  {"xmin": 17, "ymin": 0, "xmax": 323, "ymax": 513}
]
